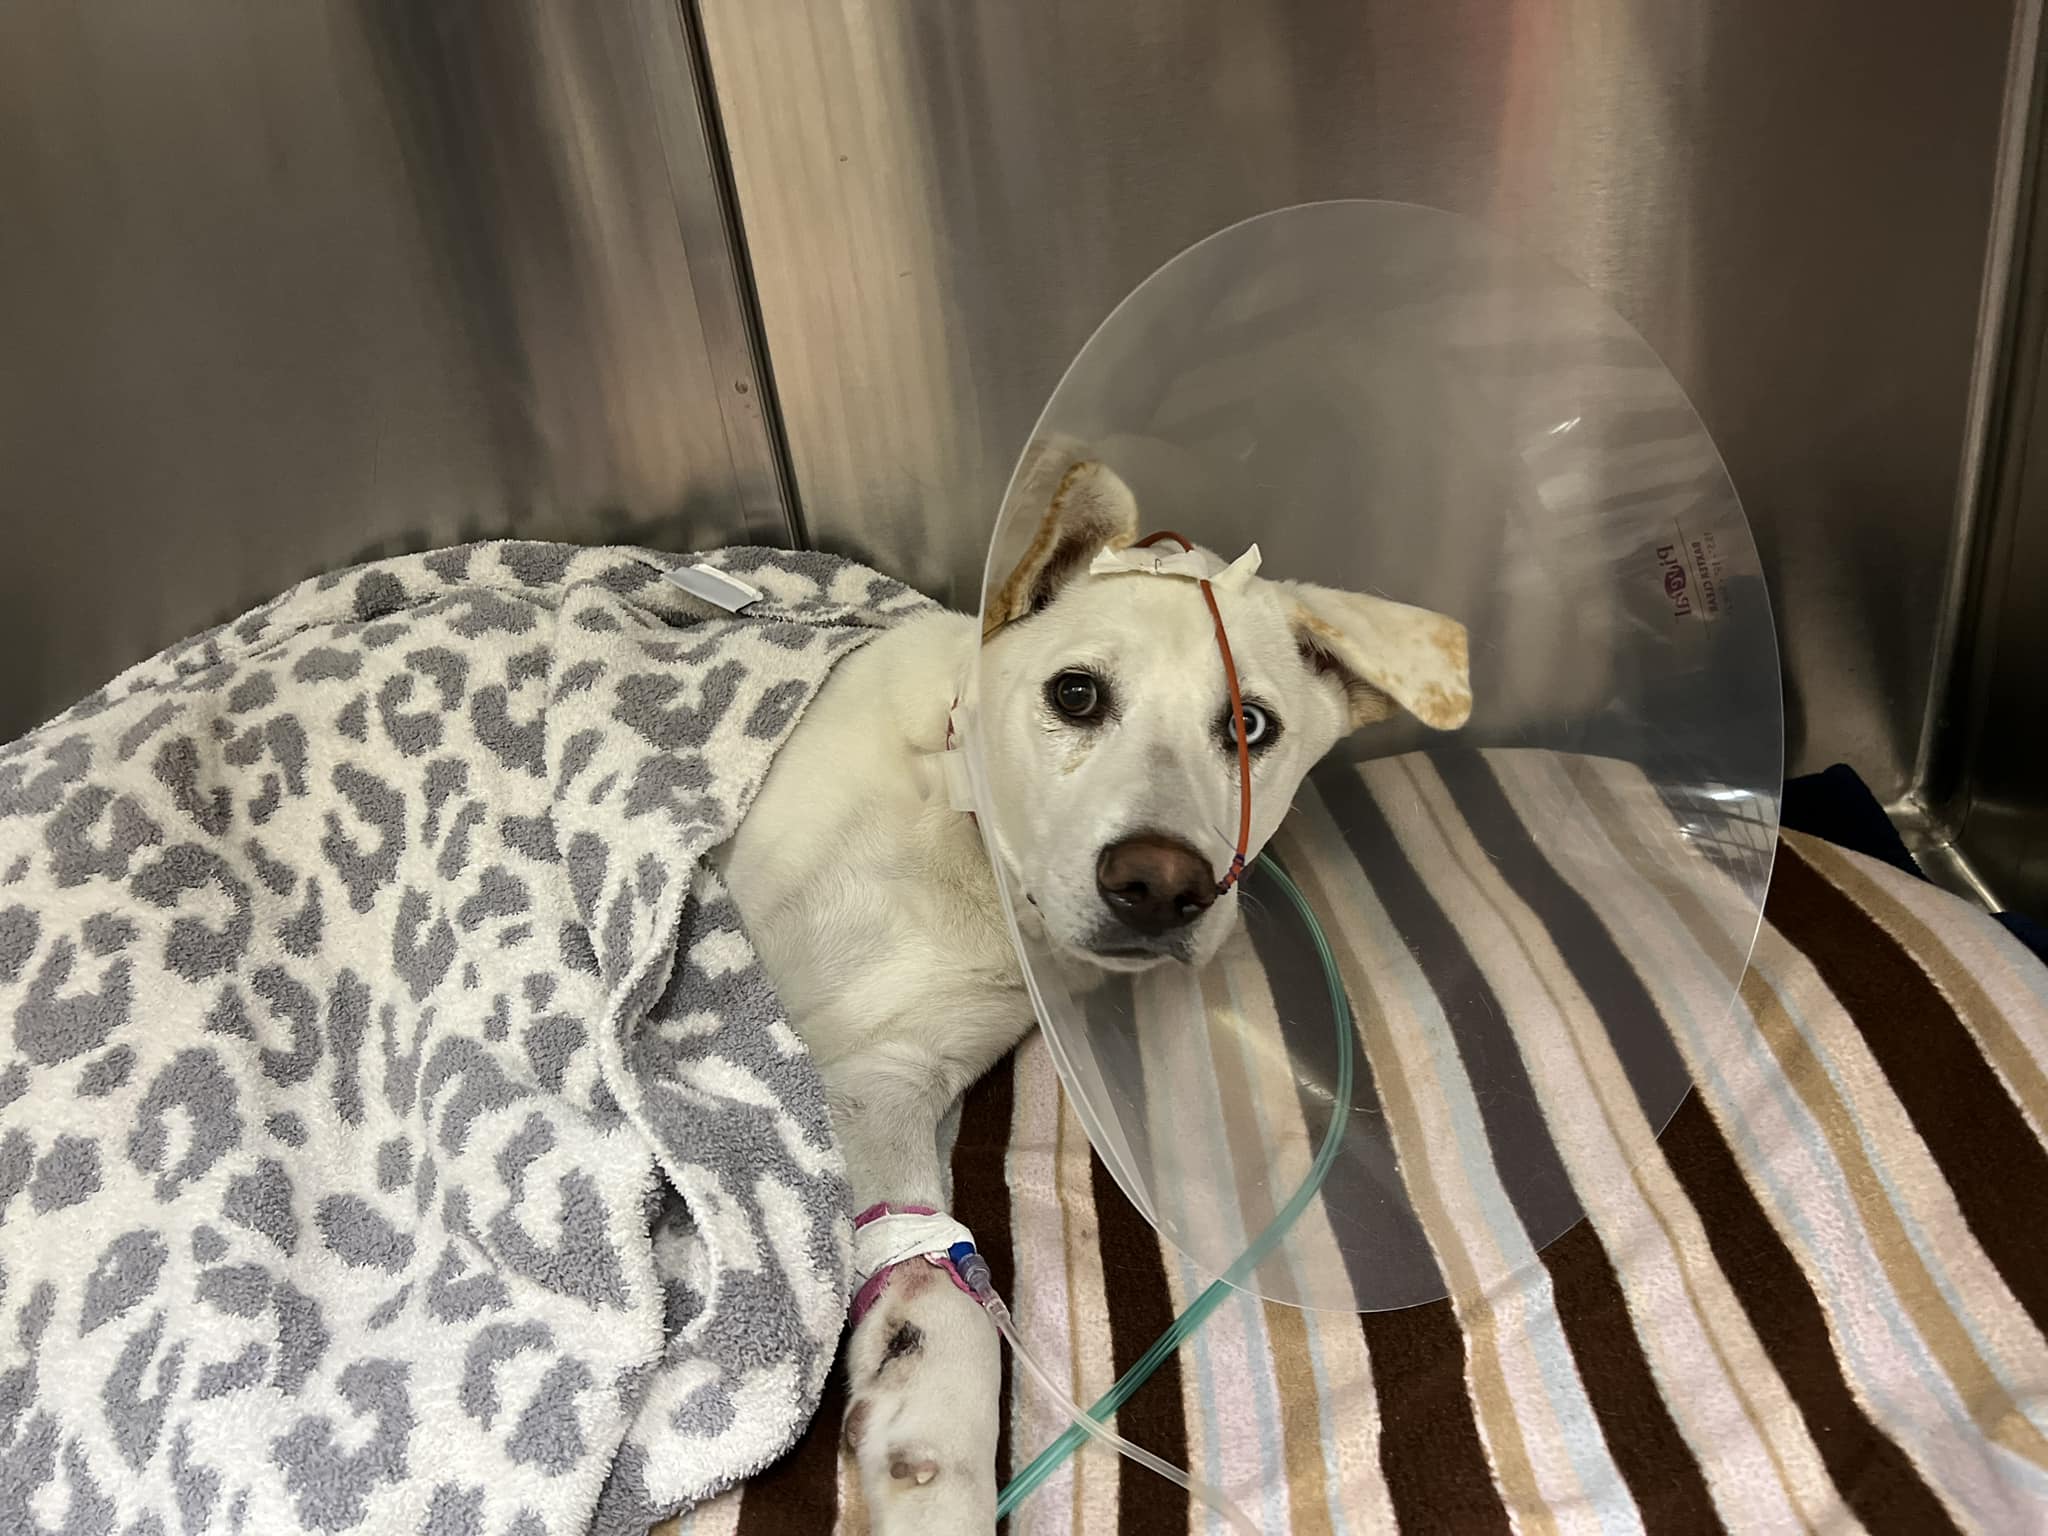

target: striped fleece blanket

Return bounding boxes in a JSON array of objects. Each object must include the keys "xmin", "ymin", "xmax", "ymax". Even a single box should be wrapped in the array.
[{"xmin": 656, "ymin": 749, "xmax": 2048, "ymax": 1534}]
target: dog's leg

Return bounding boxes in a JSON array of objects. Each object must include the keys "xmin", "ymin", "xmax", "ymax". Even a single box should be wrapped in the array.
[{"xmin": 828, "ymin": 1055, "xmax": 1001, "ymax": 1535}]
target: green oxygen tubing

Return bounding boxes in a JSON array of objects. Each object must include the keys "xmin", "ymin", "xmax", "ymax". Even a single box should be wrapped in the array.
[{"xmin": 950, "ymin": 852, "xmax": 1355, "ymax": 1532}]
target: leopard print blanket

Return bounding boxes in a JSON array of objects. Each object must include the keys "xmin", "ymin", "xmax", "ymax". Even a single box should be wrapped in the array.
[{"xmin": 0, "ymin": 542, "xmax": 932, "ymax": 1534}]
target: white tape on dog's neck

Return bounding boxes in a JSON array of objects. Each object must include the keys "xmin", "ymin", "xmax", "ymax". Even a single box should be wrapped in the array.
[
  {"xmin": 1089, "ymin": 542, "xmax": 1262, "ymax": 590},
  {"xmin": 937, "ymin": 750, "xmax": 977, "ymax": 813},
  {"xmin": 930, "ymin": 696, "xmax": 979, "ymax": 814}
]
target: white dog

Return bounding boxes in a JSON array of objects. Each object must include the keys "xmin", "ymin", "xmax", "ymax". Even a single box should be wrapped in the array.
[{"xmin": 718, "ymin": 461, "xmax": 1471, "ymax": 1531}]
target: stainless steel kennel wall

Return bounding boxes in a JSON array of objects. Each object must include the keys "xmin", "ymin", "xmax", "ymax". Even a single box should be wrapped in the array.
[
  {"xmin": 0, "ymin": 1, "xmax": 790, "ymax": 736},
  {"xmin": 2, "ymin": 0, "xmax": 2040, "ymax": 904},
  {"xmin": 1917, "ymin": 10, "xmax": 2048, "ymax": 918},
  {"xmin": 697, "ymin": 0, "xmax": 2024, "ymax": 803}
]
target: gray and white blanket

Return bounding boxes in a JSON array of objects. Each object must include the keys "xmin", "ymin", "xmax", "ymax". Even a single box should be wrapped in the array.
[{"xmin": 0, "ymin": 542, "xmax": 932, "ymax": 1535}]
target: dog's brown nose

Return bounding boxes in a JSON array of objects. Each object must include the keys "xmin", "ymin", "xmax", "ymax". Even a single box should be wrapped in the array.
[{"xmin": 1096, "ymin": 835, "xmax": 1217, "ymax": 936}]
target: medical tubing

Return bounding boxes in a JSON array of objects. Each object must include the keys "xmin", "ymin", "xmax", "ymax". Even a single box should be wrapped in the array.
[
  {"xmin": 994, "ymin": 852, "xmax": 1356, "ymax": 1520},
  {"xmin": 1129, "ymin": 529, "xmax": 1254, "ymax": 893},
  {"xmin": 972, "ymin": 1282, "xmax": 1259, "ymax": 1534}
]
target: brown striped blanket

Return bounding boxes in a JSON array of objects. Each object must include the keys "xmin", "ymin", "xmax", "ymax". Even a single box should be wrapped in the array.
[{"xmin": 656, "ymin": 750, "xmax": 2048, "ymax": 1534}]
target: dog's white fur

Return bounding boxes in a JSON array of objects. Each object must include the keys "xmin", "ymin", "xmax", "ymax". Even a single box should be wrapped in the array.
[{"xmin": 717, "ymin": 463, "xmax": 1469, "ymax": 1531}]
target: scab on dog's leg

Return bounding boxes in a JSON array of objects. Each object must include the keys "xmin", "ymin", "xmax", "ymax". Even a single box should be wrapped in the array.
[{"xmin": 828, "ymin": 1063, "xmax": 1001, "ymax": 1534}]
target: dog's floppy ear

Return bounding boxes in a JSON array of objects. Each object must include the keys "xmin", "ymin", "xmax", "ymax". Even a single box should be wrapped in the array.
[
  {"xmin": 1287, "ymin": 583, "xmax": 1473, "ymax": 731},
  {"xmin": 983, "ymin": 461, "xmax": 1139, "ymax": 639}
]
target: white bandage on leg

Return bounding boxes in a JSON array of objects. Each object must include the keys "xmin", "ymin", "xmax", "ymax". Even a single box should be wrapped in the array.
[
  {"xmin": 853, "ymin": 1211, "xmax": 976, "ymax": 1292},
  {"xmin": 849, "ymin": 1205, "xmax": 978, "ymax": 1323}
]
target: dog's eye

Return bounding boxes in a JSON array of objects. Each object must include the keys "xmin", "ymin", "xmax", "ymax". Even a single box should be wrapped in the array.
[
  {"xmin": 1049, "ymin": 671, "xmax": 1103, "ymax": 720},
  {"xmin": 1225, "ymin": 702, "xmax": 1280, "ymax": 753}
]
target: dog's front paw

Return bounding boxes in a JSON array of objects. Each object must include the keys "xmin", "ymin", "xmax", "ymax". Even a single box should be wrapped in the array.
[{"xmin": 844, "ymin": 1264, "xmax": 1000, "ymax": 1534}]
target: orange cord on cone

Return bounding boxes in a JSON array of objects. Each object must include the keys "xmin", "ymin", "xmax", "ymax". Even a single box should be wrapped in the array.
[{"xmin": 1130, "ymin": 531, "xmax": 1252, "ymax": 894}]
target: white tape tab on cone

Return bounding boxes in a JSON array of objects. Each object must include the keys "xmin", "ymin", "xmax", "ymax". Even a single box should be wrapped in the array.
[{"xmin": 1089, "ymin": 543, "xmax": 1262, "ymax": 589}]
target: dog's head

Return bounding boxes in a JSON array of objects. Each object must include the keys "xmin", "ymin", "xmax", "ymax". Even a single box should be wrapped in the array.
[{"xmin": 977, "ymin": 461, "xmax": 1471, "ymax": 972}]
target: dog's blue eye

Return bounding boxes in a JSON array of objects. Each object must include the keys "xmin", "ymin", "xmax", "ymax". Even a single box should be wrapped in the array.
[
  {"xmin": 1228, "ymin": 702, "xmax": 1278, "ymax": 752},
  {"xmin": 1050, "ymin": 671, "xmax": 1103, "ymax": 720}
]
